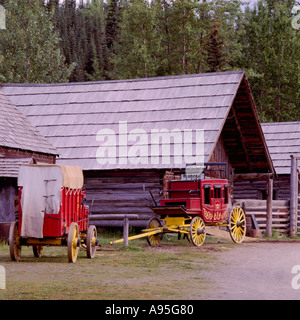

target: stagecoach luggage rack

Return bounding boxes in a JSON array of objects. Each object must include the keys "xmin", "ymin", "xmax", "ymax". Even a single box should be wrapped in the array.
[{"xmin": 173, "ymin": 162, "xmax": 227, "ymax": 180}]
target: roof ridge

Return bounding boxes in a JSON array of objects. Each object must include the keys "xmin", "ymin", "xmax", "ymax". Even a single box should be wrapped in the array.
[{"xmin": 0, "ymin": 70, "xmax": 245, "ymax": 87}]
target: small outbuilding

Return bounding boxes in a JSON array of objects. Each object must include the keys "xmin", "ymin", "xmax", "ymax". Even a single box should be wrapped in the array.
[{"xmin": 0, "ymin": 90, "xmax": 57, "ymax": 238}]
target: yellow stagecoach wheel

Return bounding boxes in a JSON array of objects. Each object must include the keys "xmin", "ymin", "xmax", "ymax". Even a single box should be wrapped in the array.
[
  {"xmin": 9, "ymin": 221, "xmax": 21, "ymax": 262},
  {"xmin": 86, "ymin": 225, "xmax": 98, "ymax": 259},
  {"xmin": 146, "ymin": 218, "xmax": 163, "ymax": 247},
  {"xmin": 33, "ymin": 245, "xmax": 43, "ymax": 258},
  {"xmin": 189, "ymin": 217, "xmax": 206, "ymax": 247},
  {"xmin": 229, "ymin": 206, "xmax": 246, "ymax": 243},
  {"xmin": 67, "ymin": 222, "xmax": 80, "ymax": 263}
]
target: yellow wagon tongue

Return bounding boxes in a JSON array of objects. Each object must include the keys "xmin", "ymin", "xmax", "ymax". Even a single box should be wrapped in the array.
[{"xmin": 150, "ymin": 205, "xmax": 187, "ymax": 216}]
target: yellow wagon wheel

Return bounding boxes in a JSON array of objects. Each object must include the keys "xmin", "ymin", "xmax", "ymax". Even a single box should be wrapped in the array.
[
  {"xmin": 86, "ymin": 225, "xmax": 98, "ymax": 259},
  {"xmin": 229, "ymin": 206, "xmax": 246, "ymax": 243},
  {"xmin": 146, "ymin": 218, "xmax": 163, "ymax": 247},
  {"xmin": 33, "ymin": 245, "xmax": 43, "ymax": 258},
  {"xmin": 8, "ymin": 221, "xmax": 21, "ymax": 262},
  {"xmin": 189, "ymin": 217, "xmax": 206, "ymax": 247},
  {"xmin": 67, "ymin": 222, "xmax": 80, "ymax": 263}
]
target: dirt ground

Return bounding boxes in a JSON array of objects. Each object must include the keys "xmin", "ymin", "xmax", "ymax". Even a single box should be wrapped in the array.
[
  {"xmin": 1, "ymin": 240, "xmax": 300, "ymax": 300},
  {"xmin": 203, "ymin": 241, "xmax": 300, "ymax": 300}
]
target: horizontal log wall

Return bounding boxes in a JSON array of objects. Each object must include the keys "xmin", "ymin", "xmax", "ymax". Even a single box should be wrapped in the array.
[
  {"xmin": 84, "ymin": 170, "xmax": 164, "ymax": 227},
  {"xmin": 233, "ymin": 199, "xmax": 290, "ymax": 235},
  {"xmin": 233, "ymin": 175, "xmax": 290, "ymax": 200}
]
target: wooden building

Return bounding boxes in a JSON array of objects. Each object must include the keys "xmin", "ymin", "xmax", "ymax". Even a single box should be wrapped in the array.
[
  {"xmin": 233, "ymin": 121, "xmax": 300, "ymax": 235},
  {"xmin": 1, "ymin": 71, "xmax": 274, "ymax": 227},
  {"xmin": 234, "ymin": 122, "xmax": 300, "ymax": 201},
  {"xmin": 0, "ymin": 90, "xmax": 57, "ymax": 237}
]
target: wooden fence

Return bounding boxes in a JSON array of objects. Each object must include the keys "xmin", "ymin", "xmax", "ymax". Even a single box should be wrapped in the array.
[{"xmin": 233, "ymin": 199, "xmax": 290, "ymax": 235}]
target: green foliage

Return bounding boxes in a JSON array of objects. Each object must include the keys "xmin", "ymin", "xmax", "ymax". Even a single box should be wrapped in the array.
[
  {"xmin": 238, "ymin": 0, "xmax": 300, "ymax": 122},
  {"xmin": 0, "ymin": 0, "xmax": 299, "ymax": 123},
  {"xmin": 0, "ymin": 0, "xmax": 74, "ymax": 83}
]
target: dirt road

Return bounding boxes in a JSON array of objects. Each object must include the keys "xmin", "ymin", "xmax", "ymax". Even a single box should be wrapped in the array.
[{"xmin": 203, "ymin": 242, "xmax": 300, "ymax": 300}]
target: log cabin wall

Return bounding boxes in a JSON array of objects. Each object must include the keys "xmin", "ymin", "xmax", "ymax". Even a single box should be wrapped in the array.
[
  {"xmin": 0, "ymin": 177, "xmax": 17, "ymax": 223},
  {"xmin": 84, "ymin": 169, "xmax": 164, "ymax": 227},
  {"xmin": 233, "ymin": 176, "xmax": 291, "ymax": 201},
  {"xmin": 209, "ymin": 135, "xmax": 233, "ymax": 180},
  {"xmin": 0, "ymin": 147, "xmax": 56, "ymax": 223},
  {"xmin": 0, "ymin": 146, "xmax": 56, "ymax": 164}
]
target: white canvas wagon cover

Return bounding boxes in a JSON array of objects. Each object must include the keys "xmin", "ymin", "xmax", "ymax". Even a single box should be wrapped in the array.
[{"xmin": 18, "ymin": 164, "xmax": 84, "ymax": 238}]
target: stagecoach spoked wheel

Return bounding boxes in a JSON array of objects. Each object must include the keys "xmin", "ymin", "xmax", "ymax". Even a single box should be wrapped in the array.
[
  {"xmin": 229, "ymin": 206, "xmax": 246, "ymax": 243},
  {"xmin": 189, "ymin": 217, "xmax": 206, "ymax": 247},
  {"xmin": 146, "ymin": 218, "xmax": 163, "ymax": 247},
  {"xmin": 33, "ymin": 245, "xmax": 43, "ymax": 258},
  {"xmin": 86, "ymin": 225, "xmax": 97, "ymax": 259},
  {"xmin": 9, "ymin": 221, "xmax": 21, "ymax": 262},
  {"xmin": 67, "ymin": 222, "xmax": 80, "ymax": 263}
]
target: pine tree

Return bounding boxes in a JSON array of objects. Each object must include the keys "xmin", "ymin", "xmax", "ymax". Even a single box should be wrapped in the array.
[
  {"xmin": 205, "ymin": 17, "xmax": 228, "ymax": 72},
  {"xmin": 105, "ymin": 0, "xmax": 122, "ymax": 78}
]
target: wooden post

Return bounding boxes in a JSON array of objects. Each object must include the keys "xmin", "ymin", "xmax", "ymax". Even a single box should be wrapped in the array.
[
  {"xmin": 123, "ymin": 216, "xmax": 129, "ymax": 247},
  {"xmin": 266, "ymin": 175, "xmax": 273, "ymax": 237},
  {"xmin": 290, "ymin": 155, "xmax": 298, "ymax": 237}
]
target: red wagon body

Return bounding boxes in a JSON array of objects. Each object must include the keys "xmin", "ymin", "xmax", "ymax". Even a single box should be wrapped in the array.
[
  {"xmin": 158, "ymin": 178, "xmax": 230, "ymax": 223},
  {"xmin": 18, "ymin": 187, "xmax": 89, "ymax": 238},
  {"xmin": 9, "ymin": 164, "xmax": 98, "ymax": 263}
]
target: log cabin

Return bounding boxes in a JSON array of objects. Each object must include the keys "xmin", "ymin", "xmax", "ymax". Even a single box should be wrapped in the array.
[{"xmin": 1, "ymin": 70, "xmax": 274, "ymax": 227}]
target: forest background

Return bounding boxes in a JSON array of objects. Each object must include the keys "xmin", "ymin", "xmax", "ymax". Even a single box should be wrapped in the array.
[{"xmin": 0, "ymin": 0, "xmax": 299, "ymax": 122}]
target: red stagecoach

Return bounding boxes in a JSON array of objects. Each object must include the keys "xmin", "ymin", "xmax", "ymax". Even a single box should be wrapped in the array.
[
  {"xmin": 8, "ymin": 164, "xmax": 99, "ymax": 263},
  {"xmin": 110, "ymin": 163, "xmax": 246, "ymax": 247}
]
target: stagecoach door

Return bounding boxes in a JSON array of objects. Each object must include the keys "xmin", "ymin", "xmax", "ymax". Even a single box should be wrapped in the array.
[{"xmin": 213, "ymin": 185, "xmax": 222, "ymax": 214}]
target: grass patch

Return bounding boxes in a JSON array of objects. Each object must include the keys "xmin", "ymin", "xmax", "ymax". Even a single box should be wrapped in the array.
[{"xmin": 0, "ymin": 229, "xmax": 231, "ymax": 300}]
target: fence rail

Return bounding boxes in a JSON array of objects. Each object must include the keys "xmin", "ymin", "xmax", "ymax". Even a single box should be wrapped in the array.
[{"xmin": 233, "ymin": 199, "xmax": 290, "ymax": 235}]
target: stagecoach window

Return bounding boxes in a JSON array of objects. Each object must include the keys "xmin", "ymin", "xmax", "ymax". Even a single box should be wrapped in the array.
[
  {"xmin": 224, "ymin": 185, "xmax": 228, "ymax": 204},
  {"xmin": 214, "ymin": 185, "xmax": 222, "ymax": 198},
  {"xmin": 204, "ymin": 185, "xmax": 210, "ymax": 205}
]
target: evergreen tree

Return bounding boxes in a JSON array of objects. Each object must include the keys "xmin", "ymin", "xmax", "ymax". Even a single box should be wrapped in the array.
[
  {"xmin": 239, "ymin": 0, "xmax": 300, "ymax": 121},
  {"xmin": 205, "ymin": 17, "xmax": 228, "ymax": 72},
  {"xmin": 105, "ymin": 0, "xmax": 122, "ymax": 78},
  {"xmin": 112, "ymin": 0, "xmax": 162, "ymax": 79},
  {"xmin": 0, "ymin": 0, "xmax": 74, "ymax": 83}
]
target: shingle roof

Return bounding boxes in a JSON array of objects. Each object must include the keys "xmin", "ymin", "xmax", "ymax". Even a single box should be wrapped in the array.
[
  {"xmin": 262, "ymin": 122, "xmax": 300, "ymax": 175},
  {"xmin": 0, "ymin": 90, "xmax": 57, "ymax": 155},
  {"xmin": 0, "ymin": 156, "xmax": 33, "ymax": 177},
  {"xmin": 1, "ymin": 71, "xmax": 258, "ymax": 171}
]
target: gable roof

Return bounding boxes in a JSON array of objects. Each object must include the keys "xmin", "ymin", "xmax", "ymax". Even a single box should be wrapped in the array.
[
  {"xmin": 0, "ymin": 90, "xmax": 57, "ymax": 156},
  {"xmin": 0, "ymin": 71, "xmax": 273, "ymax": 173},
  {"xmin": 262, "ymin": 121, "xmax": 300, "ymax": 175}
]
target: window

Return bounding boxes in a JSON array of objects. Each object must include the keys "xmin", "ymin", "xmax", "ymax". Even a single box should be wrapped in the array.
[
  {"xmin": 204, "ymin": 185, "xmax": 210, "ymax": 205},
  {"xmin": 224, "ymin": 185, "xmax": 228, "ymax": 204},
  {"xmin": 214, "ymin": 185, "xmax": 222, "ymax": 198}
]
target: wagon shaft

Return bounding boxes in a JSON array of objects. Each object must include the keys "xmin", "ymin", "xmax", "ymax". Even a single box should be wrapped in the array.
[{"xmin": 109, "ymin": 228, "xmax": 164, "ymax": 245}]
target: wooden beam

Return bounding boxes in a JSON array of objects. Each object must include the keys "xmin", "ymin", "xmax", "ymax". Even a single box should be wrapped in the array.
[
  {"xmin": 266, "ymin": 175, "xmax": 273, "ymax": 237},
  {"xmin": 233, "ymin": 173, "xmax": 273, "ymax": 181},
  {"xmin": 89, "ymin": 214, "xmax": 139, "ymax": 220},
  {"xmin": 229, "ymin": 107, "xmax": 252, "ymax": 171},
  {"xmin": 290, "ymin": 155, "xmax": 298, "ymax": 237},
  {"xmin": 123, "ymin": 216, "xmax": 129, "ymax": 247}
]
